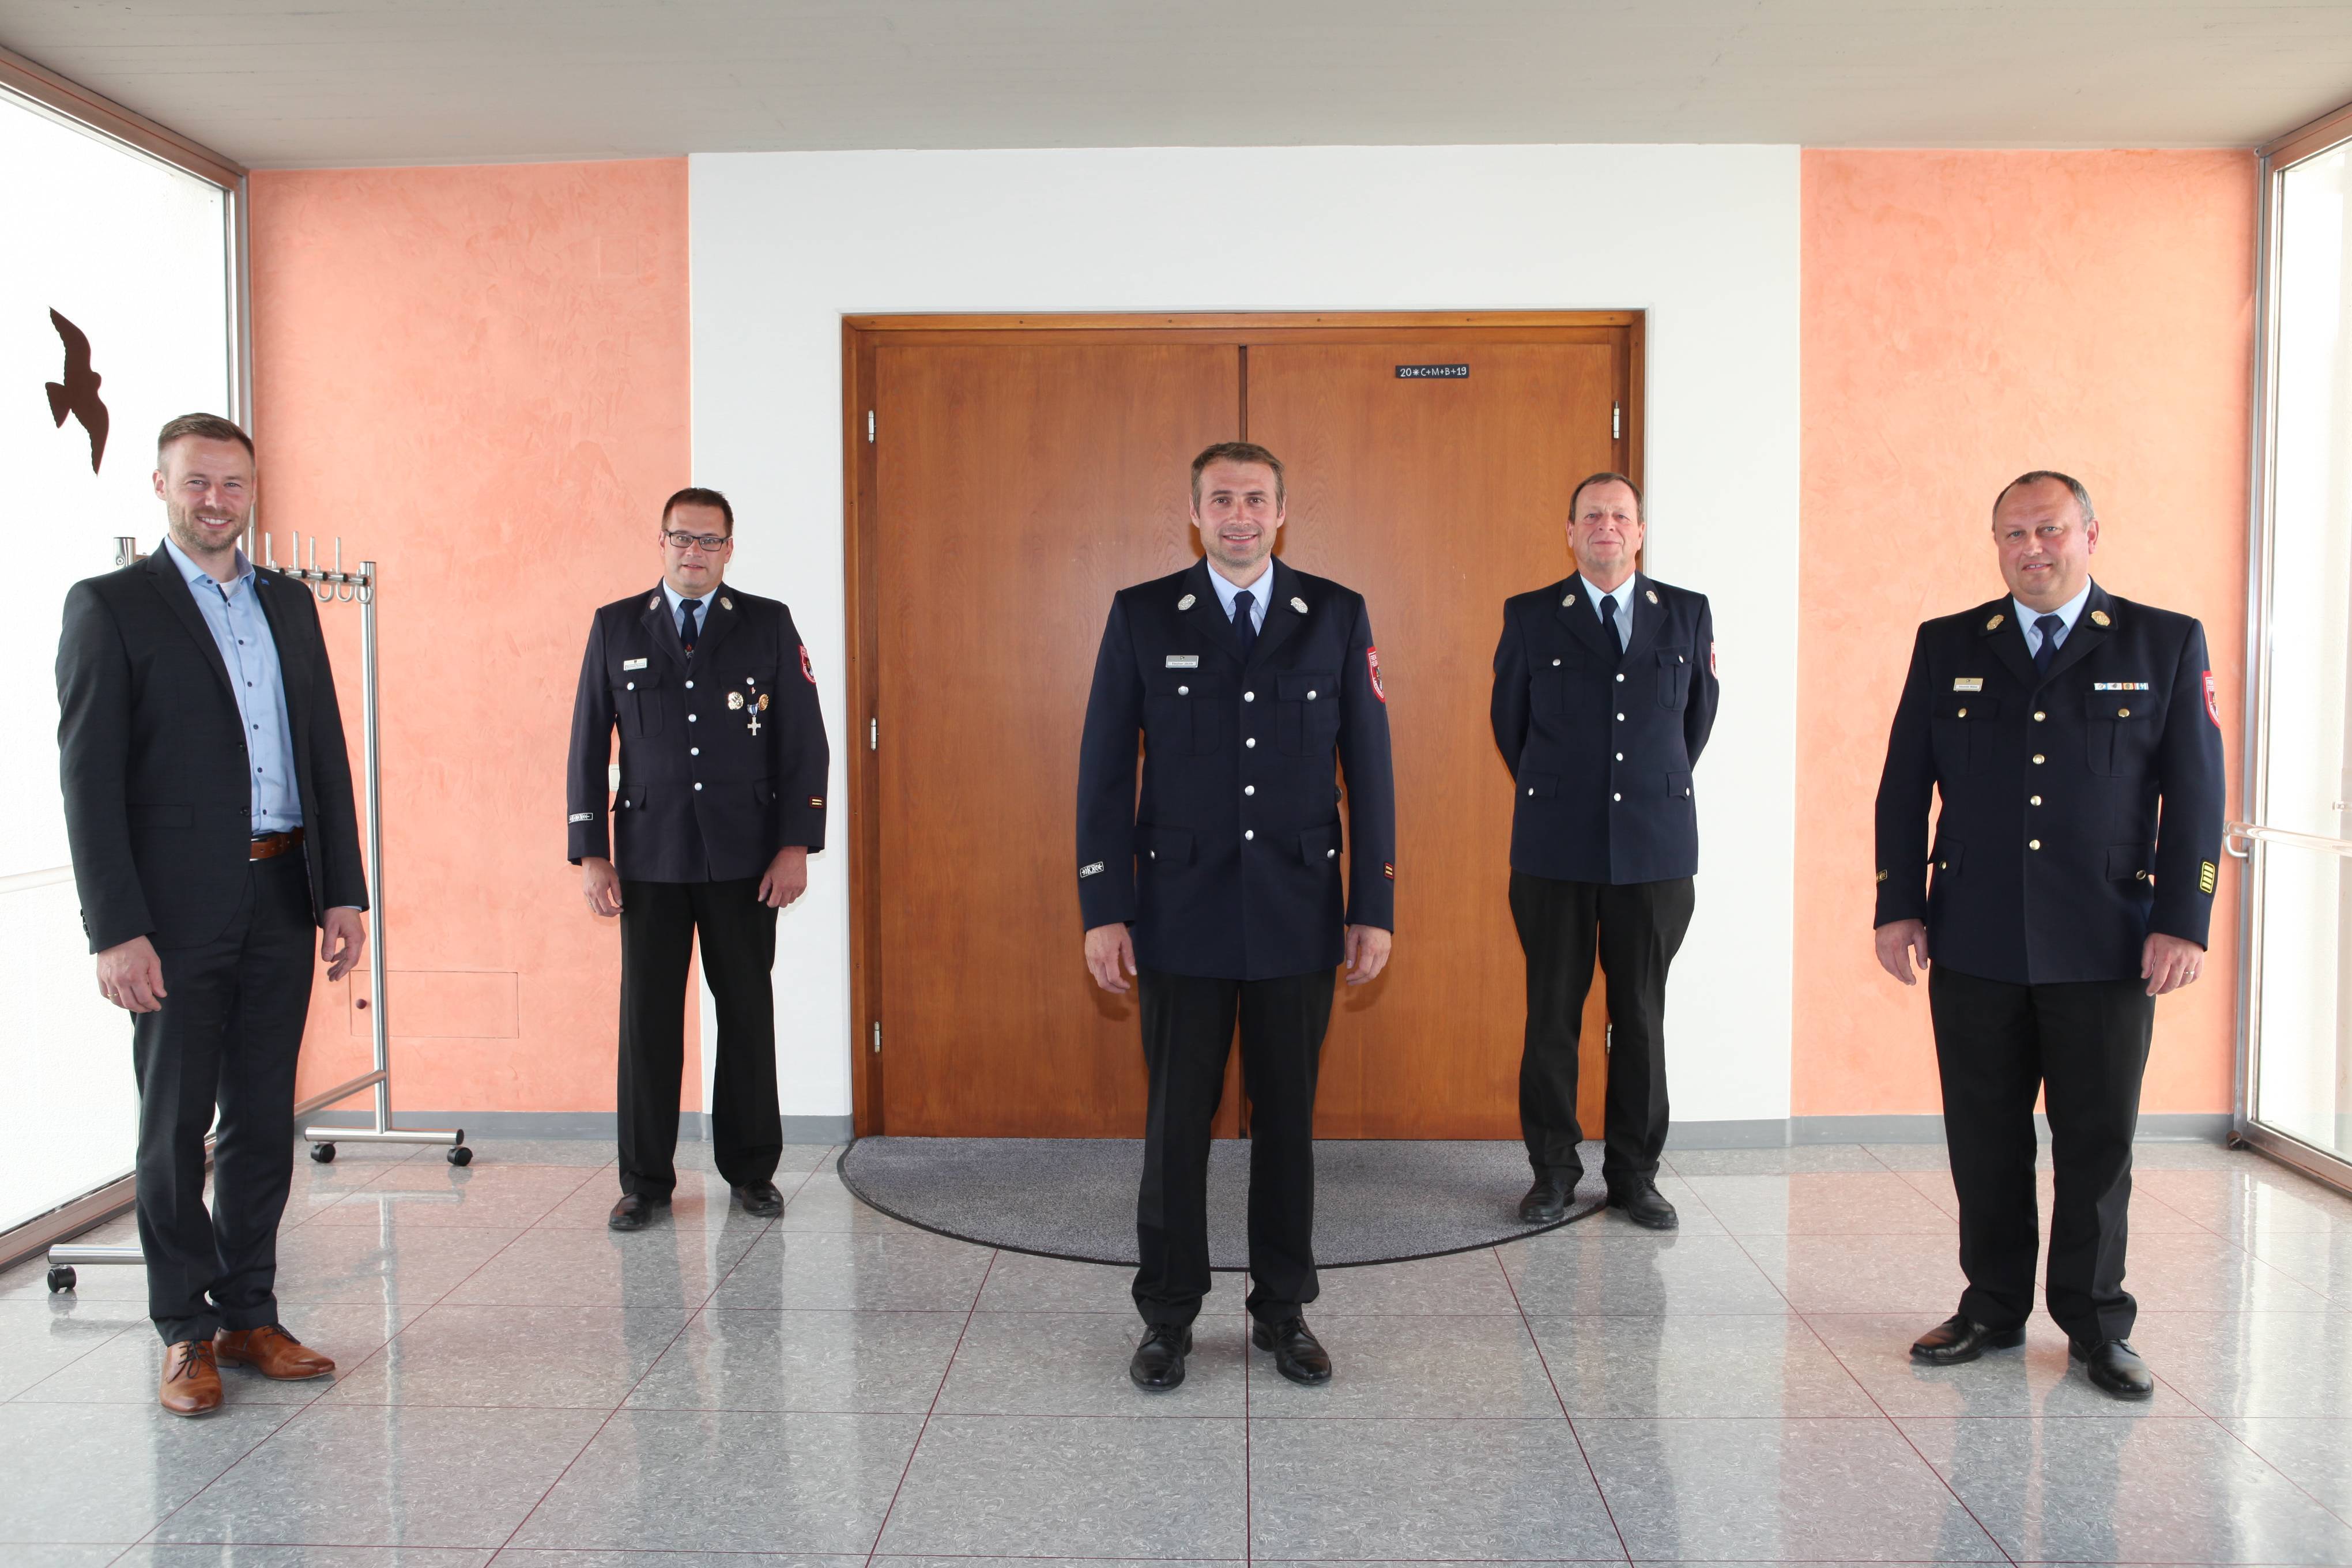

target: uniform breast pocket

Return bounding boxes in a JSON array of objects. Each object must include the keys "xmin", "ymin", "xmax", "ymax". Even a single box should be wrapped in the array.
[
  {"xmin": 1931, "ymin": 695, "xmax": 1999, "ymax": 776},
  {"xmin": 1147, "ymin": 673, "xmax": 1220, "ymax": 755},
  {"xmin": 1656, "ymin": 646, "xmax": 1693, "ymax": 710},
  {"xmin": 2085, "ymin": 693, "xmax": 2154, "ymax": 776},
  {"xmin": 1276, "ymin": 672, "xmax": 1339, "ymax": 755},
  {"xmin": 612, "ymin": 672, "xmax": 662, "ymax": 738}
]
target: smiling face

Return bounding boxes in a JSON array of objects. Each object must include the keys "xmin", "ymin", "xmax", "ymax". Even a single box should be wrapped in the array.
[
  {"xmin": 1567, "ymin": 478, "xmax": 1645, "ymax": 591},
  {"xmin": 1192, "ymin": 459, "xmax": 1284, "ymax": 584},
  {"xmin": 153, "ymin": 436, "xmax": 254, "ymax": 565},
  {"xmin": 1993, "ymin": 477, "xmax": 2098, "ymax": 612},
  {"xmin": 659, "ymin": 500, "xmax": 733, "ymax": 600}
]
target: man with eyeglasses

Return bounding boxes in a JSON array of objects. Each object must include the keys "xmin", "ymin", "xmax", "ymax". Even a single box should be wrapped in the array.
[{"xmin": 567, "ymin": 487, "xmax": 830, "ymax": 1230}]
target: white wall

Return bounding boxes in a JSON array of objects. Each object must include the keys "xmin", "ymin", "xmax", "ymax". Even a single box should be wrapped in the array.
[{"xmin": 689, "ymin": 143, "xmax": 1803, "ymax": 1126}]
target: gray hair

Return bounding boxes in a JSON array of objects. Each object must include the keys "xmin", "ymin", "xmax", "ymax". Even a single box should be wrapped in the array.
[{"xmin": 1993, "ymin": 469, "xmax": 2095, "ymax": 526}]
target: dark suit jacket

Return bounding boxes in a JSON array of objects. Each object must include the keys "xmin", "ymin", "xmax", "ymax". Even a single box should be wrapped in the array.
[
  {"xmin": 1076, "ymin": 557, "xmax": 1397, "ymax": 980},
  {"xmin": 1874, "ymin": 581, "xmax": 2227, "ymax": 985},
  {"xmin": 56, "ymin": 546, "xmax": 368, "ymax": 953},
  {"xmin": 566, "ymin": 584, "xmax": 830, "ymax": 882},
  {"xmin": 1491, "ymin": 571, "xmax": 1719, "ymax": 884}
]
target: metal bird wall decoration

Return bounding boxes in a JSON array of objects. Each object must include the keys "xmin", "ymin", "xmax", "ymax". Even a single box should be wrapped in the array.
[{"xmin": 45, "ymin": 309, "xmax": 108, "ymax": 473}]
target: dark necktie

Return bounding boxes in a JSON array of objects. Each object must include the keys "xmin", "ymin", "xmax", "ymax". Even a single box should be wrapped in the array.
[
  {"xmin": 2033, "ymin": 613, "xmax": 2064, "ymax": 676},
  {"xmin": 1602, "ymin": 591, "xmax": 1624, "ymax": 658},
  {"xmin": 679, "ymin": 598, "xmax": 703, "ymax": 654},
  {"xmin": 1232, "ymin": 589, "xmax": 1257, "ymax": 661}
]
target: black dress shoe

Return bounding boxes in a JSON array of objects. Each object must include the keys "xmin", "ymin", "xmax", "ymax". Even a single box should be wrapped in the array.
[
  {"xmin": 1606, "ymin": 1177, "xmax": 1679, "ymax": 1230},
  {"xmin": 1129, "ymin": 1324, "xmax": 1192, "ymax": 1391},
  {"xmin": 1252, "ymin": 1316, "xmax": 1333, "ymax": 1385},
  {"xmin": 1910, "ymin": 1313, "xmax": 2026, "ymax": 1365},
  {"xmin": 1517, "ymin": 1173, "xmax": 1576, "ymax": 1223},
  {"xmin": 2072, "ymin": 1337, "xmax": 2155, "ymax": 1400},
  {"xmin": 606, "ymin": 1193, "xmax": 669, "ymax": 1231},
  {"xmin": 732, "ymin": 1181, "xmax": 784, "ymax": 1218}
]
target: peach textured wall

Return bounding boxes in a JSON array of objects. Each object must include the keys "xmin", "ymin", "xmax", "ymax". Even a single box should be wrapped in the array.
[
  {"xmin": 1796, "ymin": 149, "xmax": 2257, "ymax": 1118},
  {"xmin": 248, "ymin": 159, "xmax": 695, "ymax": 1115}
]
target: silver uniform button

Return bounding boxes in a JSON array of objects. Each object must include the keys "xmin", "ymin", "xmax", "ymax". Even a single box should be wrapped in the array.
[
  {"xmin": 1616, "ymin": 713, "xmax": 1626, "ymax": 722},
  {"xmin": 1244, "ymin": 691, "xmax": 1256, "ymax": 702},
  {"xmin": 1307, "ymin": 690, "xmax": 1317, "ymax": 700},
  {"xmin": 1612, "ymin": 792, "xmax": 1621, "ymax": 801},
  {"xmin": 1177, "ymin": 685, "xmax": 1188, "ymax": 695},
  {"xmin": 1616, "ymin": 673, "xmax": 1625, "ymax": 683},
  {"xmin": 1244, "ymin": 830, "xmax": 1254, "ymax": 841},
  {"xmin": 1326, "ymin": 849, "xmax": 1336, "ymax": 858},
  {"xmin": 691, "ymin": 747, "xmax": 699, "ymax": 756},
  {"xmin": 686, "ymin": 680, "xmax": 695, "ymax": 689},
  {"xmin": 626, "ymin": 681, "xmax": 635, "ymax": 690},
  {"xmin": 1246, "ymin": 738, "xmax": 1257, "ymax": 748},
  {"xmin": 694, "ymin": 782, "xmax": 704, "ymax": 792},
  {"xmin": 1552, "ymin": 658, "xmax": 1562, "ymax": 666},
  {"xmin": 1244, "ymin": 785, "xmax": 1255, "ymax": 796},
  {"xmin": 688, "ymin": 714, "xmax": 698, "ymax": 723},
  {"xmin": 1615, "ymin": 752, "xmax": 1623, "ymax": 761}
]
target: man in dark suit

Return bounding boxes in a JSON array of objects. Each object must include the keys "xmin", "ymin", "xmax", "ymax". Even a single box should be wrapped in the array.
[
  {"xmin": 568, "ymin": 488, "xmax": 830, "ymax": 1231},
  {"xmin": 1077, "ymin": 441, "xmax": 1396, "ymax": 1392},
  {"xmin": 1874, "ymin": 470, "xmax": 2226, "ymax": 1400},
  {"xmin": 1492, "ymin": 473, "xmax": 1719, "ymax": 1230},
  {"xmin": 57, "ymin": 413, "xmax": 367, "ymax": 1416}
]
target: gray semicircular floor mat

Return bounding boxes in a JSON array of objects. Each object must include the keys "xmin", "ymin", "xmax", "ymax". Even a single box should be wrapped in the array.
[{"xmin": 837, "ymin": 1137, "xmax": 1607, "ymax": 1268}]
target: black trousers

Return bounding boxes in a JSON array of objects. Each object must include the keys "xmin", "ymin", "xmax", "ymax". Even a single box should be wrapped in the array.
[
  {"xmin": 1509, "ymin": 870, "xmax": 1694, "ymax": 1185},
  {"xmin": 133, "ymin": 849, "xmax": 315, "ymax": 1344},
  {"xmin": 617, "ymin": 877, "xmax": 782, "ymax": 1196},
  {"xmin": 1928, "ymin": 963, "xmax": 2155, "ymax": 1345},
  {"xmin": 1134, "ymin": 966, "xmax": 1335, "ymax": 1329}
]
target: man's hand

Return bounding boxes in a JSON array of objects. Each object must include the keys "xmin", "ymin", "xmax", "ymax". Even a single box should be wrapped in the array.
[
  {"xmin": 1344, "ymin": 924, "xmax": 1392, "ymax": 986},
  {"xmin": 1085, "ymin": 922, "xmax": 1136, "ymax": 993},
  {"xmin": 95, "ymin": 934, "xmax": 166, "ymax": 1013},
  {"xmin": 582, "ymin": 855, "xmax": 623, "ymax": 918},
  {"xmin": 322, "ymin": 907, "xmax": 368, "ymax": 983},
  {"xmin": 2143, "ymin": 932, "xmax": 2206, "ymax": 997},
  {"xmin": 1875, "ymin": 919, "xmax": 1929, "ymax": 986},
  {"xmin": 759, "ymin": 846, "xmax": 810, "ymax": 909}
]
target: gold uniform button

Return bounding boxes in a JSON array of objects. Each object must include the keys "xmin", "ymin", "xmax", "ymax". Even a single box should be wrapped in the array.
[
  {"xmin": 2033, "ymin": 753, "xmax": 2045, "ymax": 764},
  {"xmin": 2030, "ymin": 794, "xmax": 2041, "ymax": 805},
  {"xmin": 2029, "ymin": 839, "xmax": 2040, "ymax": 849},
  {"xmin": 1957, "ymin": 707, "xmax": 1967, "ymax": 718},
  {"xmin": 2136, "ymin": 869, "xmax": 2149, "ymax": 881},
  {"xmin": 2118, "ymin": 707, "xmax": 2131, "ymax": 717},
  {"xmin": 2034, "ymin": 711, "xmax": 2046, "ymax": 721}
]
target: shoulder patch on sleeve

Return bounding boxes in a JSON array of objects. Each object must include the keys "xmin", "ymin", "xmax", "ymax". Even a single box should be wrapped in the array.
[
  {"xmin": 800, "ymin": 644, "xmax": 816, "ymax": 684},
  {"xmin": 1382, "ymin": 861, "xmax": 1396, "ymax": 880},
  {"xmin": 1366, "ymin": 646, "xmax": 1385, "ymax": 703},
  {"xmin": 2203, "ymin": 670, "xmax": 2221, "ymax": 729},
  {"xmin": 2199, "ymin": 860, "xmax": 2218, "ymax": 896}
]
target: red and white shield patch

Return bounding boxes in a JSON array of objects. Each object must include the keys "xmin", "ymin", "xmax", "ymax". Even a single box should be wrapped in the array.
[
  {"xmin": 1366, "ymin": 646, "xmax": 1385, "ymax": 703},
  {"xmin": 800, "ymin": 644, "xmax": 816, "ymax": 685},
  {"xmin": 2203, "ymin": 669, "xmax": 2220, "ymax": 729}
]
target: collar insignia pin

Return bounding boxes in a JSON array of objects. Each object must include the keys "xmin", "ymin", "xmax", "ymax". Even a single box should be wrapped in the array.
[
  {"xmin": 719, "ymin": 596, "xmax": 733, "ymax": 610},
  {"xmin": 2091, "ymin": 609, "xmax": 2111, "ymax": 626},
  {"xmin": 1645, "ymin": 589, "xmax": 1659, "ymax": 604},
  {"xmin": 1177, "ymin": 593, "xmax": 1196, "ymax": 611},
  {"xmin": 1290, "ymin": 596, "xmax": 1308, "ymax": 614},
  {"xmin": 1986, "ymin": 613, "xmax": 2004, "ymax": 631}
]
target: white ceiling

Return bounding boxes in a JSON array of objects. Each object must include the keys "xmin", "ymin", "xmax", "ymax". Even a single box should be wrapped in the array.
[{"xmin": 2, "ymin": 0, "xmax": 2347, "ymax": 169}]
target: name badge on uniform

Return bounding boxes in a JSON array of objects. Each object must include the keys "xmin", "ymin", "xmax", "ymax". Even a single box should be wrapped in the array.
[
  {"xmin": 624, "ymin": 658, "xmax": 648, "ymax": 670},
  {"xmin": 1952, "ymin": 677, "xmax": 1983, "ymax": 692},
  {"xmin": 2093, "ymin": 681, "xmax": 2151, "ymax": 691},
  {"xmin": 1166, "ymin": 654, "xmax": 1200, "ymax": 669}
]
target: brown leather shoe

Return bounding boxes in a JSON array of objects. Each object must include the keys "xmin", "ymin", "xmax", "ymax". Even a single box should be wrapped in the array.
[
  {"xmin": 160, "ymin": 1339, "xmax": 223, "ymax": 1416},
  {"xmin": 216, "ymin": 1324, "xmax": 336, "ymax": 1380}
]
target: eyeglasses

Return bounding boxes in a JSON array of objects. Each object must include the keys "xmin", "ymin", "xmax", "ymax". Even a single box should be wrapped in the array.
[{"xmin": 662, "ymin": 529, "xmax": 730, "ymax": 553}]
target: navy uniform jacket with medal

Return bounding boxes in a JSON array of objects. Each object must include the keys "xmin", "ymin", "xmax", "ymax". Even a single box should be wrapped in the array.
[
  {"xmin": 1491, "ymin": 572, "xmax": 1720, "ymax": 884},
  {"xmin": 1873, "ymin": 582, "xmax": 2225, "ymax": 986},
  {"xmin": 1076, "ymin": 557, "xmax": 1397, "ymax": 981},
  {"xmin": 566, "ymin": 585, "xmax": 830, "ymax": 881}
]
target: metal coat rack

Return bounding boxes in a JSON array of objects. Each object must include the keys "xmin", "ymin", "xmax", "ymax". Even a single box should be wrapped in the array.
[{"xmin": 47, "ymin": 533, "xmax": 466, "ymax": 1293}]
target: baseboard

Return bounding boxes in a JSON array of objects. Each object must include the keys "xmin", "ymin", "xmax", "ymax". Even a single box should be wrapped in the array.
[
  {"xmin": 303, "ymin": 1110, "xmax": 853, "ymax": 1144},
  {"xmin": 1665, "ymin": 1112, "xmax": 2232, "ymax": 1150}
]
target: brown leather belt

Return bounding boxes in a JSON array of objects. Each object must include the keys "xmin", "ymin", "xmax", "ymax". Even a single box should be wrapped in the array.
[{"xmin": 250, "ymin": 827, "xmax": 304, "ymax": 861}]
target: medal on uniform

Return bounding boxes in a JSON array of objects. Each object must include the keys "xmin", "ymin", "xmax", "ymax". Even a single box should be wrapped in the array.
[{"xmin": 728, "ymin": 691, "xmax": 745, "ymax": 710}]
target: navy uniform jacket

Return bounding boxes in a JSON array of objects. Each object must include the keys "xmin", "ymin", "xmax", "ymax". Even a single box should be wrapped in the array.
[
  {"xmin": 1873, "ymin": 581, "xmax": 2226, "ymax": 986},
  {"xmin": 1491, "ymin": 572, "xmax": 1720, "ymax": 884},
  {"xmin": 567, "ymin": 584, "xmax": 829, "ymax": 883},
  {"xmin": 1076, "ymin": 557, "xmax": 1397, "ymax": 981}
]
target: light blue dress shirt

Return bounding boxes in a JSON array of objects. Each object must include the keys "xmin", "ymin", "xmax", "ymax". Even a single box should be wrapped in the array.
[
  {"xmin": 2014, "ymin": 580, "xmax": 2093, "ymax": 659},
  {"xmin": 1581, "ymin": 575, "xmax": 1635, "ymax": 648},
  {"xmin": 660, "ymin": 578, "xmax": 717, "ymax": 643},
  {"xmin": 163, "ymin": 537, "xmax": 301, "ymax": 834},
  {"xmin": 1206, "ymin": 561, "xmax": 1270, "ymax": 633}
]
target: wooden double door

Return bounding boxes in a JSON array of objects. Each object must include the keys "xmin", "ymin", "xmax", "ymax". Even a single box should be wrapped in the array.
[{"xmin": 845, "ymin": 314, "xmax": 1640, "ymax": 1138}]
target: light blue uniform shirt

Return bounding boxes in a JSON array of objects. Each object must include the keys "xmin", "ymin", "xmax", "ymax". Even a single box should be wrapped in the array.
[
  {"xmin": 1205, "ymin": 560, "xmax": 1270, "ymax": 633},
  {"xmin": 2014, "ymin": 579, "xmax": 2093, "ymax": 659},
  {"xmin": 162, "ymin": 536, "xmax": 301, "ymax": 834},
  {"xmin": 1581, "ymin": 575, "xmax": 1635, "ymax": 649},
  {"xmin": 660, "ymin": 578, "xmax": 716, "ymax": 643}
]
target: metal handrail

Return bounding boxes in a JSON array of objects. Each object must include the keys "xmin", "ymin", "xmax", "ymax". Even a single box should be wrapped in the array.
[
  {"xmin": 0, "ymin": 866, "xmax": 74, "ymax": 895},
  {"xmin": 2224, "ymin": 821, "xmax": 2352, "ymax": 860}
]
